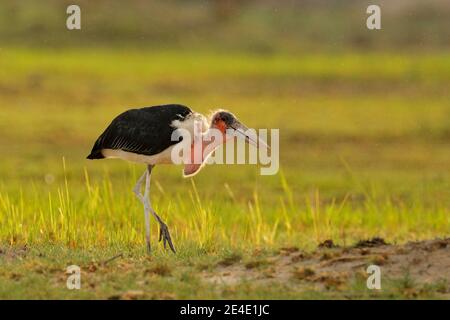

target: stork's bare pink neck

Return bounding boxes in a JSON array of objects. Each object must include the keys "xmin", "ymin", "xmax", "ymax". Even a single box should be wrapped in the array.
[
  {"xmin": 190, "ymin": 128, "xmax": 227, "ymax": 163},
  {"xmin": 183, "ymin": 128, "xmax": 228, "ymax": 176}
]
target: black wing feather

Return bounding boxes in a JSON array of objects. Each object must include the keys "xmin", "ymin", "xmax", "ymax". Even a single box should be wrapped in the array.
[{"xmin": 87, "ymin": 104, "xmax": 192, "ymax": 159}]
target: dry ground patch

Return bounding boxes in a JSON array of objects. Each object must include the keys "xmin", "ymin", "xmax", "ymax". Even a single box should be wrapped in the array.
[{"xmin": 205, "ymin": 238, "xmax": 450, "ymax": 298}]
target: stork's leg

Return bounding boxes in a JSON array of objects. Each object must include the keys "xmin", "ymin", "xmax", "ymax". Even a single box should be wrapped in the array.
[
  {"xmin": 133, "ymin": 170, "xmax": 151, "ymax": 253},
  {"xmin": 133, "ymin": 166, "xmax": 176, "ymax": 254},
  {"xmin": 132, "ymin": 171, "xmax": 147, "ymax": 199},
  {"xmin": 146, "ymin": 165, "xmax": 176, "ymax": 253}
]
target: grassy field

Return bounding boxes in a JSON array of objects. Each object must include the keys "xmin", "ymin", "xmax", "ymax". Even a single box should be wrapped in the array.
[{"xmin": 0, "ymin": 48, "xmax": 449, "ymax": 299}]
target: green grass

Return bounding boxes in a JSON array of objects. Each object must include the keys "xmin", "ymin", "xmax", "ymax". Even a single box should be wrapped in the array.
[{"xmin": 0, "ymin": 47, "xmax": 449, "ymax": 299}]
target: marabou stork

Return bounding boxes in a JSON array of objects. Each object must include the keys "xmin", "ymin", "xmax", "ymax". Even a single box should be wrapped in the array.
[{"xmin": 87, "ymin": 104, "xmax": 266, "ymax": 253}]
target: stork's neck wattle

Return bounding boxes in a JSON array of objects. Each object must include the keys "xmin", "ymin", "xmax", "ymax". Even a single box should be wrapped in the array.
[
  {"xmin": 183, "ymin": 127, "xmax": 228, "ymax": 177},
  {"xmin": 196, "ymin": 128, "xmax": 228, "ymax": 161}
]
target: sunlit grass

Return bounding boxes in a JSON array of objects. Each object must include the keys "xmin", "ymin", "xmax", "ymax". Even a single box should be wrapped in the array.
[{"xmin": 0, "ymin": 160, "xmax": 448, "ymax": 252}]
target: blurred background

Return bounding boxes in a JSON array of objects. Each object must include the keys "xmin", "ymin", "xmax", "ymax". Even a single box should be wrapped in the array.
[
  {"xmin": 1, "ymin": 0, "xmax": 449, "ymax": 52},
  {"xmin": 0, "ymin": 0, "xmax": 448, "ymax": 246}
]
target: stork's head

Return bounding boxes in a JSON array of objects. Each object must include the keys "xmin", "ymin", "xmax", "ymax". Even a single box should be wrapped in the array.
[
  {"xmin": 210, "ymin": 110, "xmax": 268, "ymax": 149},
  {"xmin": 210, "ymin": 110, "xmax": 236, "ymax": 134}
]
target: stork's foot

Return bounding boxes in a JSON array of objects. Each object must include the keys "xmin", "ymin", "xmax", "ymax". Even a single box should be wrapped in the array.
[{"xmin": 158, "ymin": 222, "xmax": 176, "ymax": 253}]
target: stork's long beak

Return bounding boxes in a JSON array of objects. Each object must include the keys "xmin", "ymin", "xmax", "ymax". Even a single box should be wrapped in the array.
[{"xmin": 231, "ymin": 121, "xmax": 270, "ymax": 149}]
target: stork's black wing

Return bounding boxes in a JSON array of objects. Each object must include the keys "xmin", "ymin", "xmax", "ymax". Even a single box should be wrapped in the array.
[{"xmin": 87, "ymin": 104, "xmax": 192, "ymax": 159}]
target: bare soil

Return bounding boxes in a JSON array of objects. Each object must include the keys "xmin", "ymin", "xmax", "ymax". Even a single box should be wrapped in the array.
[{"xmin": 204, "ymin": 238, "xmax": 450, "ymax": 294}]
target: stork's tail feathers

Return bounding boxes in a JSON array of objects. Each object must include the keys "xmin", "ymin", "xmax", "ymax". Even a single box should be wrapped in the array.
[{"xmin": 86, "ymin": 149, "xmax": 105, "ymax": 159}]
